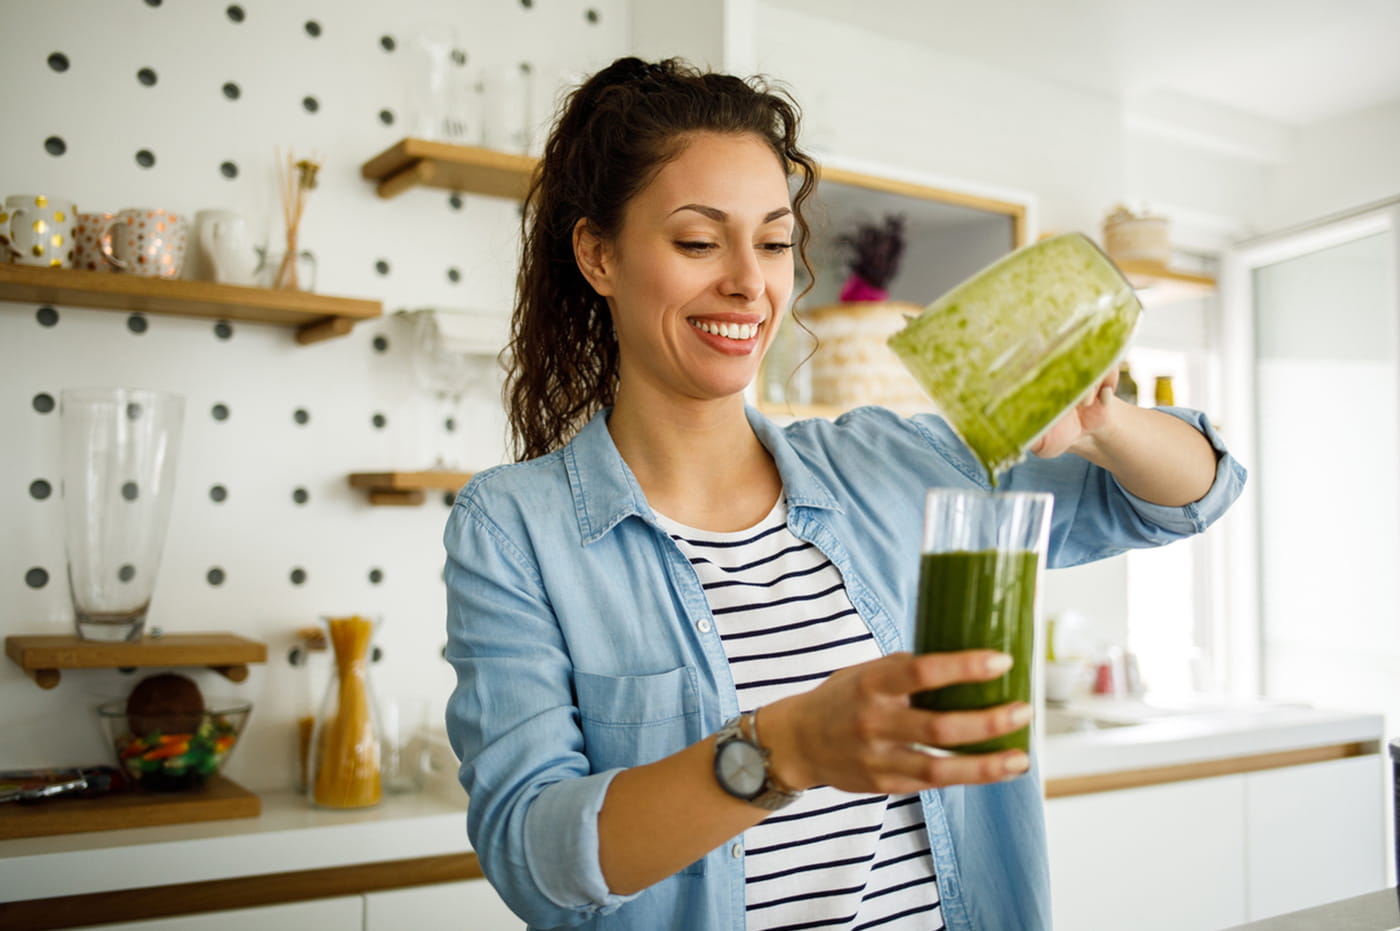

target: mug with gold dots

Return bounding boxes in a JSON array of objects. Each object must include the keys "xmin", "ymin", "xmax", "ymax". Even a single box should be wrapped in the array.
[
  {"xmin": 100, "ymin": 208, "xmax": 187, "ymax": 278},
  {"xmin": 1, "ymin": 194, "xmax": 78, "ymax": 267}
]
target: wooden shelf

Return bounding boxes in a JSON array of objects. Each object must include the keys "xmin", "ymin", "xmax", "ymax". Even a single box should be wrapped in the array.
[
  {"xmin": 0, "ymin": 264, "xmax": 382, "ymax": 344},
  {"xmin": 348, "ymin": 470, "xmax": 474, "ymax": 506},
  {"xmin": 361, "ymin": 138, "xmax": 536, "ymax": 201},
  {"xmin": 1114, "ymin": 259, "xmax": 1217, "ymax": 304},
  {"xmin": 0, "ymin": 775, "xmax": 259, "ymax": 840},
  {"xmin": 5, "ymin": 632, "xmax": 267, "ymax": 690}
]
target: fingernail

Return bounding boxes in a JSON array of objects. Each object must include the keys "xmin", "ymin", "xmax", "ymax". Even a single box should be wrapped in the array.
[
  {"xmin": 1008, "ymin": 704, "xmax": 1034, "ymax": 727},
  {"xmin": 985, "ymin": 653, "xmax": 1013, "ymax": 675},
  {"xmin": 1003, "ymin": 752, "xmax": 1030, "ymax": 775}
]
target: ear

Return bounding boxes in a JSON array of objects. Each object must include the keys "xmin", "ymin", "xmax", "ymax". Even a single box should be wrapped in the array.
[{"xmin": 572, "ymin": 218, "xmax": 615, "ymax": 297}]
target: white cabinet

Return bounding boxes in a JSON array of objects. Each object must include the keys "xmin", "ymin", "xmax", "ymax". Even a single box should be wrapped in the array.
[
  {"xmin": 1245, "ymin": 754, "xmax": 1387, "ymax": 920},
  {"xmin": 1046, "ymin": 774, "xmax": 1248, "ymax": 931},
  {"xmin": 68, "ymin": 896, "xmax": 364, "ymax": 931},
  {"xmin": 1046, "ymin": 754, "xmax": 1387, "ymax": 930},
  {"xmin": 364, "ymin": 879, "xmax": 525, "ymax": 931}
]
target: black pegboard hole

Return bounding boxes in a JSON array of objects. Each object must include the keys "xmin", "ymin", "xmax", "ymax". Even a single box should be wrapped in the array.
[
  {"xmin": 371, "ymin": 412, "xmax": 387, "ymax": 429},
  {"xmin": 126, "ymin": 401, "xmax": 143, "ymax": 420},
  {"xmin": 220, "ymin": 160, "xmax": 238, "ymax": 179},
  {"xmin": 32, "ymin": 393, "xmax": 55, "ymax": 414},
  {"xmin": 369, "ymin": 568, "xmax": 384, "ymax": 585},
  {"xmin": 29, "ymin": 479, "xmax": 52, "ymax": 500},
  {"xmin": 447, "ymin": 267, "xmax": 461, "ymax": 283},
  {"xmin": 451, "ymin": 49, "xmax": 467, "ymax": 66},
  {"xmin": 211, "ymin": 402, "xmax": 230, "ymax": 421},
  {"xmin": 442, "ymin": 491, "xmax": 455, "ymax": 507},
  {"xmin": 118, "ymin": 564, "xmax": 137, "ymax": 583},
  {"xmin": 25, "ymin": 567, "xmax": 49, "ymax": 589},
  {"xmin": 45, "ymin": 136, "xmax": 66, "ymax": 157},
  {"xmin": 380, "ymin": 35, "xmax": 396, "ymax": 52},
  {"xmin": 445, "ymin": 416, "xmax": 457, "ymax": 433},
  {"xmin": 448, "ymin": 193, "xmax": 464, "ymax": 210},
  {"xmin": 48, "ymin": 53, "xmax": 70, "ymax": 73},
  {"xmin": 290, "ymin": 567, "xmax": 307, "ymax": 586},
  {"xmin": 520, "ymin": 0, "xmax": 533, "ymax": 8},
  {"xmin": 223, "ymin": 82, "xmax": 241, "ymax": 100},
  {"xmin": 293, "ymin": 408, "xmax": 310, "ymax": 426},
  {"xmin": 374, "ymin": 259, "xmax": 390, "ymax": 276},
  {"xmin": 207, "ymin": 567, "xmax": 226, "ymax": 586},
  {"xmin": 128, "ymin": 313, "xmax": 148, "ymax": 333},
  {"xmin": 135, "ymin": 149, "xmax": 156, "ymax": 169},
  {"xmin": 586, "ymin": 8, "xmax": 600, "ymax": 23},
  {"xmin": 214, "ymin": 320, "xmax": 233, "ymax": 340},
  {"xmin": 210, "ymin": 484, "xmax": 228, "ymax": 503},
  {"xmin": 372, "ymin": 334, "xmax": 389, "ymax": 352},
  {"xmin": 226, "ymin": 5, "xmax": 245, "ymax": 23},
  {"xmin": 303, "ymin": 96, "xmax": 319, "ymax": 114},
  {"xmin": 378, "ymin": 109, "xmax": 395, "ymax": 126},
  {"xmin": 305, "ymin": 20, "xmax": 322, "ymax": 37},
  {"xmin": 292, "ymin": 487, "xmax": 310, "ymax": 505},
  {"xmin": 137, "ymin": 67, "xmax": 158, "ymax": 87},
  {"xmin": 36, "ymin": 306, "xmax": 59, "ymax": 326},
  {"xmin": 144, "ymin": 0, "xmax": 161, "ymax": 7},
  {"xmin": 121, "ymin": 481, "xmax": 139, "ymax": 501}
]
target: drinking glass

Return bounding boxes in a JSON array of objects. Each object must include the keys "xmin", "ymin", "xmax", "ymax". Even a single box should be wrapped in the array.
[
  {"xmin": 912, "ymin": 488, "xmax": 1053, "ymax": 754},
  {"xmin": 61, "ymin": 388, "xmax": 184, "ymax": 641}
]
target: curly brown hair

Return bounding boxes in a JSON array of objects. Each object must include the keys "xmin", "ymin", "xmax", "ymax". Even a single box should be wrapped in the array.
[{"xmin": 504, "ymin": 56, "xmax": 818, "ymax": 462}]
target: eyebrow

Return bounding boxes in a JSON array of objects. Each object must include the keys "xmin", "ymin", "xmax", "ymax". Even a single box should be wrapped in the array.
[{"xmin": 670, "ymin": 204, "xmax": 792, "ymax": 224}]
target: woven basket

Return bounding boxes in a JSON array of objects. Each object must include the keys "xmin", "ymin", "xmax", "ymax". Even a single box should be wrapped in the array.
[{"xmin": 803, "ymin": 301, "xmax": 928, "ymax": 409}]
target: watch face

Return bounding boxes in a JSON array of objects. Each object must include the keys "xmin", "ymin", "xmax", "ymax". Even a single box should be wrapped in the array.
[{"xmin": 717, "ymin": 739, "xmax": 766, "ymax": 798}]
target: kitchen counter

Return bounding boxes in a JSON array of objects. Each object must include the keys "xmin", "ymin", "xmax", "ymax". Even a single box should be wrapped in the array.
[
  {"xmin": 1041, "ymin": 696, "xmax": 1384, "ymax": 795},
  {"xmin": 0, "ymin": 785, "xmax": 471, "ymax": 903},
  {"xmin": 1225, "ymin": 887, "xmax": 1400, "ymax": 930}
]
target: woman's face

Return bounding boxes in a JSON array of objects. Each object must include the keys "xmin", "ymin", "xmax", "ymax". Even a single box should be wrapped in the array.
[{"xmin": 576, "ymin": 131, "xmax": 796, "ymax": 405}]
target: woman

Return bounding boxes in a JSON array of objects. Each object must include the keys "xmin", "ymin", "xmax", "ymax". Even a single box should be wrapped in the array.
[{"xmin": 444, "ymin": 56, "xmax": 1244, "ymax": 931}]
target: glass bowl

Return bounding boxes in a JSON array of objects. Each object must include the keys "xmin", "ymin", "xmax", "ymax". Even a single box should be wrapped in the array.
[{"xmin": 97, "ymin": 699, "xmax": 252, "ymax": 792}]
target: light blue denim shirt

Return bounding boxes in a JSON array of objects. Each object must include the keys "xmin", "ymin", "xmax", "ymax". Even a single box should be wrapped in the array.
[{"xmin": 444, "ymin": 404, "xmax": 1246, "ymax": 931}]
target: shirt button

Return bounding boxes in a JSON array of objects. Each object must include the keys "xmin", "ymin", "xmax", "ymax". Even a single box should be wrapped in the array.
[
  {"xmin": 696, "ymin": 618, "xmax": 713, "ymax": 634},
  {"xmin": 730, "ymin": 842, "xmax": 743, "ymax": 858}
]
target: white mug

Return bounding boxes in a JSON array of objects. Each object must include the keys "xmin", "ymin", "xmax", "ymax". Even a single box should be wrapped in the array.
[
  {"xmin": 190, "ymin": 209, "xmax": 257, "ymax": 285},
  {"xmin": 74, "ymin": 211, "xmax": 116, "ymax": 273},
  {"xmin": 2, "ymin": 194, "xmax": 77, "ymax": 267}
]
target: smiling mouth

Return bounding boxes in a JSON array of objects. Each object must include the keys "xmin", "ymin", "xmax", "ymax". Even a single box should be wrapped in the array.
[{"xmin": 689, "ymin": 319, "xmax": 760, "ymax": 340}]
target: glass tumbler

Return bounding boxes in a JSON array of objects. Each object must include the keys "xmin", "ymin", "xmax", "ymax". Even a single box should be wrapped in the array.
[
  {"xmin": 912, "ymin": 488, "xmax": 1053, "ymax": 754},
  {"xmin": 61, "ymin": 388, "xmax": 185, "ymax": 641}
]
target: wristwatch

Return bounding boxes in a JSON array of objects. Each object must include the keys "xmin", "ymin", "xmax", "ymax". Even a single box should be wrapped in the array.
[{"xmin": 713, "ymin": 711, "xmax": 803, "ymax": 811}]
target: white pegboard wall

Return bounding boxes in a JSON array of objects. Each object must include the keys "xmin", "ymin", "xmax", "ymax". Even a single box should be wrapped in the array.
[{"xmin": 0, "ymin": 0, "xmax": 629, "ymax": 791}]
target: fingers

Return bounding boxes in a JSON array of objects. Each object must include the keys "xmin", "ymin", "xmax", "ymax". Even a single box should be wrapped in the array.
[
  {"xmin": 890, "ymin": 701, "xmax": 1033, "ymax": 750},
  {"xmin": 865, "ymin": 743, "xmax": 1031, "ymax": 794},
  {"xmin": 868, "ymin": 650, "xmax": 1014, "ymax": 697}
]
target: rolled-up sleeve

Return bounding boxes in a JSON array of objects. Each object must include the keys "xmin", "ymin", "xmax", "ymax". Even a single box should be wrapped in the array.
[
  {"xmin": 443, "ymin": 488, "xmax": 639, "ymax": 926},
  {"xmin": 1006, "ymin": 406, "xmax": 1247, "ymax": 568}
]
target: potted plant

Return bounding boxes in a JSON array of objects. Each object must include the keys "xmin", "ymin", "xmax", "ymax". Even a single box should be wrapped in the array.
[{"xmin": 837, "ymin": 213, "xmax": 907, "ymax": 302}]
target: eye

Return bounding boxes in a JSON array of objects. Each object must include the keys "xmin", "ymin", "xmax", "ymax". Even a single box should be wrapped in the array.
[
  {"xmin": 675, "ymin": 240, "xmax": 718, "ymax": 254},
  {"xmin": 760, "ymin": 241, "xmax": 795, "ymax": 255}
]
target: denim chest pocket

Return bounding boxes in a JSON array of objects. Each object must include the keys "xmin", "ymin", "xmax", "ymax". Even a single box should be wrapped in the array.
[{"xmin": 574, "ymin": 666, "xmax": 707, "ymax": 876}]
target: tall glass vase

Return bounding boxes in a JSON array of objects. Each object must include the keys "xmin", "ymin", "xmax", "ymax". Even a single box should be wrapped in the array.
[
  {"xmin": 61, "ymin": 388, "xmax": 184, "ymax": 642},
  {"xmin": 308, "ymin": 614, "xmax": 383, "ymax": 809}
]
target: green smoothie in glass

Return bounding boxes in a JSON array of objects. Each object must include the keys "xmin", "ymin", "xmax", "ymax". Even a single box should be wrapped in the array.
[{"xmin": 912, "ymin": 489, "xmax": 1052, "ymax": 756}]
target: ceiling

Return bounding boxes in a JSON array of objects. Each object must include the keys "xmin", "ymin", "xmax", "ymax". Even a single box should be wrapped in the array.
[{"xmin": 762, "ymin": 0, "xmax": 1400, "ymax": 127}]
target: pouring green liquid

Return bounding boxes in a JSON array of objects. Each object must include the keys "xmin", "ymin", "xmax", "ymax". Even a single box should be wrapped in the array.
[
  {"xmin": 888, "ymin": 233, "xmax": 1141, "ymax": 485},
  {"xmin": 912, "ymin": 548, "xmax": 1039, "ymax": 753}
]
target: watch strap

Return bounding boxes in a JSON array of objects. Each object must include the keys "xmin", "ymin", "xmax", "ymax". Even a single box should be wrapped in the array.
[{"xmin": 714, "ymin": 711, "xmax": 803, "ymax": 811}]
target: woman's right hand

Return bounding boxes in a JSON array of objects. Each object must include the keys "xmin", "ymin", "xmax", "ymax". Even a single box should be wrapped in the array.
[{"xmin": 761, "ymin": 650, "xmax": 1032, "ymax": 795}]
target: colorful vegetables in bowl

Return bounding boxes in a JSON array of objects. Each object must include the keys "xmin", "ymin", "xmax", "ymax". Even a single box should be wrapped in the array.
[{"xmin": 96, "ymin": 698, "xmax": 251, "ymax": 792}]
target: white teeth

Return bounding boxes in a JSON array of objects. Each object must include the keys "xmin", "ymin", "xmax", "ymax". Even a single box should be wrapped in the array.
[{"xmin": 692, "ymin": 319, "xmax": 757, "ymax": 340}]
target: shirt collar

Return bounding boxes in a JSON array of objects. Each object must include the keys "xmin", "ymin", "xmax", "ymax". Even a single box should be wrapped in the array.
[{"xmin": 564, "ymin": 405, "xmax": 842, "ymax": 546}]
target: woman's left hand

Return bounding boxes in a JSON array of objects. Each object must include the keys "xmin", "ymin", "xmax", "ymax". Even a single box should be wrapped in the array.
[{"xmin": 1029, "ymin": 370, "xmax": 1119, "ymax": 459}]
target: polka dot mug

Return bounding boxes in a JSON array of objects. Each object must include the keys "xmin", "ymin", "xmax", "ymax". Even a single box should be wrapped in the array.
[
  {"xmin": 99, "ymin": 208, "xmax": 187, "ymax": 278},
  {"xmin": 1, "ymin": 194, "xmax": 78, "ymax": 267}
]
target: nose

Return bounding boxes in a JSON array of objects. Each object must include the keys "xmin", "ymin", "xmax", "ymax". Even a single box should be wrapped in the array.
[{"xmin": 720, "ymin": 247, "xmax": 765, "ymax": 303}]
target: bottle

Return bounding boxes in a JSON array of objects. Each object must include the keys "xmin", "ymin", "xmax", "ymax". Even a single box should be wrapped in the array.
[
  {"xmin": 1115, "ymin": 362, "xmax": 1139, "ymax": 405},
  {"xmin": 1154, "ymin": 375, "xmax": 1175, "ymax": 407}
]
